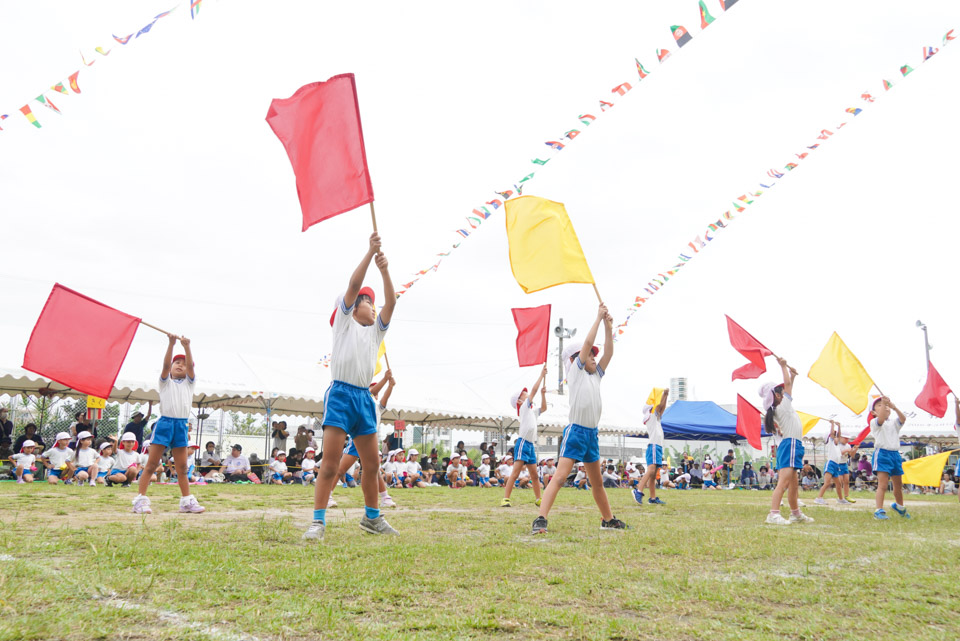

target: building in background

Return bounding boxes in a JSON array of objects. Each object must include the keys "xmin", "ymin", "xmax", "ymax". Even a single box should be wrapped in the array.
[{"xmin": 669, "ymin": 377, "xmax": 687, "ymax": 406}]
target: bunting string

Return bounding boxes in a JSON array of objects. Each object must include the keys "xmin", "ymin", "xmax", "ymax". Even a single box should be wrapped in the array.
[
  {"xmin": 0, "ymin": 2, "xmax": 204, "ymax": 133},
  {"xmin": 613, "ymin": 27, "xmax": 955, "ymax": 340},
  {"xmin": 394, "ymin": 0, "xmax": 746, "ymax": 298}
]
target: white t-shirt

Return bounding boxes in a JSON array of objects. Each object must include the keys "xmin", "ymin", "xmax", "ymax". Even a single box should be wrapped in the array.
[
  {"xmin": 159, "ymin": 374, "xmax": 195, "ymax": 419},
  {"xmin": 406, "ymin": 461, "xmax": 422, "ymax": 476},
  {"xmin": 646, "ymin": 412, "xmax": 664, "ymax": 447},
  {"xmin": 518, "ymin": 468, "xmax": 530, "ymax": 479},
  {"xmin": 675, "ymin": 472, "xmax": 692, "ymax": 483},
  {"xmin": 497, "ymin": 463, "xmax": 511, "ymax": 477},
  {"xmin": 331, "ymin": 294, "xmax": 389, "ymax": 388},
  {"xmin": 270, "ymin": 460, "xmax": 287, "ymax": 475},
  {"xmin": 75, "ymin": 448, "xmax": 97, "ymax": 467},
  {"xmin": 870, "ymin": 416, "xmax": 903, "ymax": 451},
  {"xmin": 543, "ymin": 464, "xmax": 556, "ymax": 477},
  {"xmin": 114, "ymin": 449, "xmax": 139, "ymax": 470},
  {"xmin": 625, "ymin": 463, "xmax": 640, "ymax": 479},
  {"xmin": 301, "ymin": 458, "xmax": 316, "ymax": 472},
  {"xmin": 567, "ymin": 357, "xmax": 604, "ymax": 428},
  {"xmin": 383, "ymin": 461, "xmax": 398, "ymax": 476},
  {"xmin": 11, "ymin": 453, "xmax": 36, "ymax": 469},
  {"xmin": 518, "ymin": 401, "xmax": 541, "ymax": 442},
  {"xmin": 477, "ymin": 463, "xmax": 490, "ymax": 477},
  {"xmin": 446, "ymin": 463, "xmax": 459, "ymax": 475},
  {"xmin": 98, "ymin": 454, "xmax": 115, "ymax": 471},
  {"xmin": 200, "ymin": 451, "xmax": 220, "ymax": 466},
  {"xmin": 574, "ymin": 470, "xmax": 587, "ymax": 484},
  {"xmin": 44, "ymin": 447, "xmax": 75, "ymax": 468},
  {"xmin": 774, "ymin": 393, "xmax": 802, "ymax": 440},
  {"xmin": 825, "ymin": 437, "xmax": 841, "ymax": 464},
  {"xmin": 602, "ymin": 470, "xmax": 618, "ymax": 482},
  {"xmin": 222, "ymin": 454, "xmax": 250, "ymax": 472}
]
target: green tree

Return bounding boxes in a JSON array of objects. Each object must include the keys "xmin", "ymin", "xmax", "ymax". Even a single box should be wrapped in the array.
[{"xmin": 227, "ymin": 412, "xmax": 265, "ymax": 436}]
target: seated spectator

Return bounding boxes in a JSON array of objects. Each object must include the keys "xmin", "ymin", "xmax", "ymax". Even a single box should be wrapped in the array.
[
  {"xmin": 542, "ymin": 456, "xmax": 557, "ymax": 486},
  {"xmin": 757, "ymin": 465, "xmax": 774, "ymax": 490},
  {"xmin": 573, "ymin": 462, "xmax": 588, "ymax": 489},
  {"xmin": 199, "ymin": 441, "xmax": 221, "ymax": 477},
  {"xmin": 405, "ymin": 449, "xmax": 428, "ymax": 487},
  {"xmin": 673, "ymin": 471, "xmax": 691, "ymax": 489},
  {"xmin": 220, "ymin": 444, "xmax": 251, "ymax": 482},
  {"xmin": 0, "ymin": 437, "xmax": 14, "ymax": 479},
  {"xmin": 446, "ymin": 453, "xmax": 466, "ymax": 488},
  {"xmin": 690, "ymin": 462, "xmax": 703, "ymax": 488},
  {"xmin": 658, "ymin": 465, "xmax": 676, "ymax": 489},
  {"xmin": 42, "ymin": 432, "xmax": 76, "ymax": 485},
  {"xmin": 624, "ymin": 458, "xmax": 641, "ymax": 488},
  {"xmin": 801, "ymin": 470, "xmax": 819, "ymax": 490},
  {"xmin": 940, "ymin": 472, "xmax": 956, "ymax": 495},
  {"xmin": 382, "ymin": 450, "xmax": 402, "ymax": 487},
  {"xmin": 269, "ymin": 451, "xmax": 293, "ymax": 484},
  {"xmin": 14, "ymin": 424, "xmax": 45, "ymax": 454},
  {"xmin": 495, "ymin": 455, "xmax": 512, "ymax": 486},
  {"xmin": 475, "ymin": 453, "xmax": 493, "ymax": 488},
  {"xmin": 517, "ymin": 466, "xmax": 533, "ymax": 489},
  {"xmin": 10, "ymin": 439, "xmax": 38, "ymax": 483},
  {"xmin": 602, "ymin": 465, "xmax": 620, "ymax": 488},
  {"xmin": 740, "ymin": 462, "xmax": 757, "ymax": 488}
]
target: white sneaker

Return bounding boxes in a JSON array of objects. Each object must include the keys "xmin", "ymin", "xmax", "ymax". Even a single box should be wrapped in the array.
[
  {"xmin": 837, "ymin": 499, "xmax": 853, "ymax": 505},
  {"xmin": 88, "ymin": 481, "xmax": 96, "ymax": 487},
  {"xmin": 179, "ymin": 496, "xmax": 206, "ymax": 514},
  {"xmin": 132, "ymin": 496, "xmax": 152, "ymax": 514},
  {"xmin": 813, "ymin": 498, "xmax": 827, "ymax": 505},
  {"xmin": 381, "ymin": 495, "xmax": 397, "ymax": 508},
  {"xmin": 303, "ymin": 521, "xmax": 325, "ymax": 541},
  {"xmin": 797, "ymin": 500, "xmax": 806, "ymax": 507},
  {"xmin": 765, "ymin": 512, "xmax": 791, "ymax": 525},
  {"xmin": 789, "ymin": 512, "xmax": 814, "ymax": 524},
  {"xmin": 328, "ymin": 495, "xmax": 338, "ymax": 508}
]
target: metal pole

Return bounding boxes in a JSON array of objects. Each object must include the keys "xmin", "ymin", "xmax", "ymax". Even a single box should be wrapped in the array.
[
  {"xmin": 922, "ymin": 325, "xmax": 931, "ymax": 367},
  {"xmin": 557, "ymin": 318, "xmax": 564, "ymax": 395}
]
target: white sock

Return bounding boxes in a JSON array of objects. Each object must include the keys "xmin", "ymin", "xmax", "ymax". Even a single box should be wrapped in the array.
[{"xmin": 379, "ymin": 491, "xmax": 389, "ymax": 499}]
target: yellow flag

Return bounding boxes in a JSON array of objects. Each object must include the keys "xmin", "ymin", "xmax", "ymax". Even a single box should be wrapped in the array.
[
  {"xmin": 504, "ymin": 195, "xmax": 594, "ymax": 294},
  {"xmin": 373, "ymin": 340, "xmax": 387, "ymax": 375},
  {"xmin": 796, "ymin": 412, "xmax": 821, "ymax": 436},
  {"xmin": 902, "ymin": 450, "xmax": 954, "ymax": 487},
  {"xmin": 807, "ymin": 332, "xmax": 875, "ymax": 414},
  {"xmin": 645, "ymin": 388, "xmax": 665, "ymax": 407}
]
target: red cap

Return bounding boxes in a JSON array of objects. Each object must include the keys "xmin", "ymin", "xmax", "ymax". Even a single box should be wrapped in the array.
[
  {"xmin": 329, "ymin": 287, "xmax": 377, "ymax": 327},
  {"xmin": 172, "ymin": 354, "xmax": 186, "ymax": 362}
]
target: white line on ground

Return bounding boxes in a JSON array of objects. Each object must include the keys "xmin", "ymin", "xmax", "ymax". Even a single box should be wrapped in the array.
[{"xmin": 95, "ymin": 593, "xmax": 262, "ymax": 641}]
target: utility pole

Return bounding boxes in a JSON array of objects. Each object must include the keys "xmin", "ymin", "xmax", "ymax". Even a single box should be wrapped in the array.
[
  {"xmin": 916, "ymin": 320, "xmax": 931, "ymax": 367},
  {"xmin": 554, "ymin": 318, "xmax": 576, "ymax": 395}
]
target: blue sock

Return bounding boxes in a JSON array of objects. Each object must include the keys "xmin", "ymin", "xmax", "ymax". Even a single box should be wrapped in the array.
[
  {"xmin": 313, "ymin": 509, "xmax": 326, "ymax": 524},
  {"xmin": 365, "ymin": 506, "xmax": 380, "ymax": 520}
]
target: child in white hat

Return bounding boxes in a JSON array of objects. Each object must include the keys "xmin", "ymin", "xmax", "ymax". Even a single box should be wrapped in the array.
[
  {"xmin": 96, "ymin": 442, "xmax": 116, "ymax": 485},
  {"xmin": 11, "ymin": 440, "xmax": 38, "ymax": 483},
  {"xmin": 501, "ymin": 364, "xmax": 547, "ymax": 507},
  {"xmin": 532, "ymin": 303, "xmax": 627, "ymax": 534},
  {"xmin": 476, "ymin": 453, "xmax": 493, "ymax": 488},
  {"xmin": 404, "ymin": 449, "xmax": 427, "ymax": 488},
  {"xmin": 73, "ymin": 431, "xmax": 99, "ymax": 487},
  {"xmin": 869, "ymin": 396, "xmax": 909, "ymax": 520},
  {"xmin": 301, "ymin": 447, "xmax": 318, "ymax": 484},
  {"xmin": 110, "ymin": 432, "xmax": 141, "ymax": 487},
  {"xmin": 42, "ymin": 432, "xmax": 75, "ymax": 485}
]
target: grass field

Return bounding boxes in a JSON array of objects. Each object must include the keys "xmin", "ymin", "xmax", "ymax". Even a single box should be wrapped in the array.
[{"xmin": 0, "ymin": 482, "xmax": 956, "ymax": 641}]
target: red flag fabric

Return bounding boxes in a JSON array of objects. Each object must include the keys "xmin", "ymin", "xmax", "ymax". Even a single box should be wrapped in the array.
[
  {"xmin": 850, "ymin": 426, "xmax": 871, "ymax": 447},
  {"xmin": 726, "ymin": 315, "xmax": 773, "ymax": 381},
  {"xmin": 265, "ymin": 73, "xmax": 374, "ymax": 232},
  {"xmin": 511, "ymin": 304, "xmax": 551, "ymax": 367},
  {"xmin": 22, "ymin": 284, "xmax": 141, "ymax": 398},
  {"xmin": 735, "ymin": 394, "xmax": 763, "ymax": 450},
  {"xmin": 915, "ymin": 361, "xmax": 952, "ymax": 418}
]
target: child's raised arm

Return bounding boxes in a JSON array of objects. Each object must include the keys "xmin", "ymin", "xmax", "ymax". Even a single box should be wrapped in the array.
[
  {"xmin": 776, "ymin": 357, "xmax": 794, "ymax": 396},
  {"xmin": 597, "ymin": 308, "xmax": 614, "ymax": 372},
  {"xmin": 375, "ymin": 251, "xmax": 395, "ymax": 326},
  {"xmin": 181, "ymin": 336, "xmax": 195, "ymax": 380},
  {"xmin": 380, "ymin": 375, "xmax": 396, "ymax": 408},
  {"xmin": 580, "ymin": 304, "xmax": 604, "ymax": 360},
  {"xmin": 656, "ymin": 388, "xmax": 669, "ymax": 418},
  {"xmin": 345, "ymin": 233, "xmax": 381, "ymax": 310},
  {"xmin": 370, "ymin": 371, "xmax": 390, "ymax": 397},
  {"xmin": 886, "ymin": 398, "xmax": 907, "ymax": 427},
  {"xmin": 529, "ymin": 364, "xmax": 548, "ymax": 400},
  {"xmin": 161, "ymin": 333, "xmax": 176, "ymax": 379}
]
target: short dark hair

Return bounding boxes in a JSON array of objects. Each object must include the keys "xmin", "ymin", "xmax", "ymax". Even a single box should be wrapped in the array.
[{"xmin": 205, "ymin": 441, "xmax": 215, "ymax": 448}]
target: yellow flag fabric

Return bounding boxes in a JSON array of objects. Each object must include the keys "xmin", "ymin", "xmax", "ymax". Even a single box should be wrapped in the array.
[
  {"xmin": 807, "ymin": 332, "xmax": 875, "ymax": 414},
  {"xmin": 504, "ymin": 195, "xmax": 594, "ymax": 294},
  {"xmin": 646, "ymin": 388, "xmax": 665, "ymax": 407},
  {"xmin": 796, "ymin": 412, "xmax": 821, "ymax": 436},
  {"xmin": 373, "ymin": 339, "xmax": 386, "ymax": 376},
  {"xmin": 902, "ymin": 450, "xmax": 955, "ymax": 487}
]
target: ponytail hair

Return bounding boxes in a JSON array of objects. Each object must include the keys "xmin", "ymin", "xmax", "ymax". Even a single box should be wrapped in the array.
[{"xmin": 763, "ymin": 384, "xmax": 785, "ymax": 433}]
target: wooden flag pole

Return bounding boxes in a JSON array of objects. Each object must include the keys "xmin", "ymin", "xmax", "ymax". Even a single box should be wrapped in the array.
[
  {"xmin": 139, "ymin": 320, "xmax": 176, "ymax": 337},
  {"xmin": 370, "ymin": 202, "xmax": 378, "ymax": 233},
  {"xmin": 384, "ymin": 352, "xmax": 391, "ymax": 371},
  {"xmin": 592, "ymin": 283, "xmax": 602, "ymax": 303}
]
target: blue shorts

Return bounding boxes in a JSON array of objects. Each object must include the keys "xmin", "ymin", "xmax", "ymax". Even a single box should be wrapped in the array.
[
  {"xmin": 558, "ymin": 424, "xmax": 600, "ymax": 464},
  {"xmin": 514, "ymin": 438, "xmax": 537, "ymax": 464},
  {"xmin": 152, "ymin": 416, "xmax": 190, "ymax": 449},
  {"xmin": 646, "ymin": 444, "xmax": 663, "ymax": 466},
  {"xmin": 323, "ymin": 381, "xmax": 378, "ymax": 438},
  {"xmin": 838, "ymin": 463, "xmax": 849, "ymax": 476},
  {"xmin": 825, "ymin": 461, "xmax": 841, "ymax": 477},
  {"xmin": 49, "ymin": 469, "xmax": 63, "ymax": 478},
  {"xmin": 480, "ymin": 476, "xmax": 490, "ymax": 484},
  {"xmin": 873, "ymin": 449, "xmax": 903, "ymax": 476},
  {"xmin": 703, "ymin": 480, "xmax": 717, "ymax": 487},
  {"xmin": 272, "ymin": 472, "xmax": 284, "ymax": 481},
  {"xmin": 343, "ymin": 438, "xmax": 359, "ymax": 459},
  {"xmin": 97, "ymin": 470, "xmax": 109, "ymax": 478},
  {"xmin": 776, "ymin": 438, "xmax": 804, "ymax": 470},
  {"xmin": 76, "ymin": 466, "xmax": 90, "ymax": 475}
]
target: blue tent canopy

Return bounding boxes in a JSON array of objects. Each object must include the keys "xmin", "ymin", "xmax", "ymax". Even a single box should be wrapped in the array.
[{"xmin": 628, "ymin": 400, "xmax": 769, "ymax": 442}]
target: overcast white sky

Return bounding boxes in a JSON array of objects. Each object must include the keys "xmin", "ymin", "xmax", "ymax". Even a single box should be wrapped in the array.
[{"xmin": 1, "ymin": 0, "xmax": 959, "ymax": 429}]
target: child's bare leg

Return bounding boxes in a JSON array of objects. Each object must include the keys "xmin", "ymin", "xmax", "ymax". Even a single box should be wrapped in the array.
[
  {"xmin": 583, "ymin": 461, "xmax": 613, "ymax": 521},
  {"xmin": 504, "ymin": 461, "xmax": 524, "ymax": 499},
  {"xmin": 353, "ymin": 433, "xmax": 381, "ymax": 510},
  {"xmin": 138, "ymin": 445, "xmax": 166, "ymax": 496},
  {"xmin": 892, "ymin": 476, "xmax": 904, "ymax": 506},
  {"xmin": 770, "ymin": 469, "xmax": 791, "ymax": 511},
  {"xmin": 538, "ymin": 458, "xmax": 574, "ymax": 518},
  {"xmin": 527, "ymin": 464, "xmax": 542, "ymax": 499},
  {"xmin": 171, "ymin": 448, "xmax": 191, "ymax": 497},
  {"xmin": 314, "ymin": 427, "xmax": 346, "ymax": 510},
  {"xmin": 638, "ymin": 465, "xmax": 657, "ymax": 499},
  {"xmin": 875, "ymin": 472, "xmax": 889, "ymax": 510}
]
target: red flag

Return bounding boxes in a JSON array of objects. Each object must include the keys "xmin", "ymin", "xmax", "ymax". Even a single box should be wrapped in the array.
[
  {"xmin": 850, "ymin": 426, "xmax": 871, "ymax": 447},
  {"xmin": 725, "ymin": 315, "xmax": 773, "ymax": 381},
  {"xmin": 915, "ymin": 361, "xmax": 953, "ymax": 418},
  {"xmin": 266, "ymin": 73, "xmax": 374, "ymax": 232},
  {"xmin": 735, "ymin": 394, "xmax": 762, "ymax": 450},
  {"xmin": 22, "ymin": 284, "xmax": 141, "ymax": 398},
  {"xmin": 511, "ymin": 305, "xmax": 551, "ymax": 367}
]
